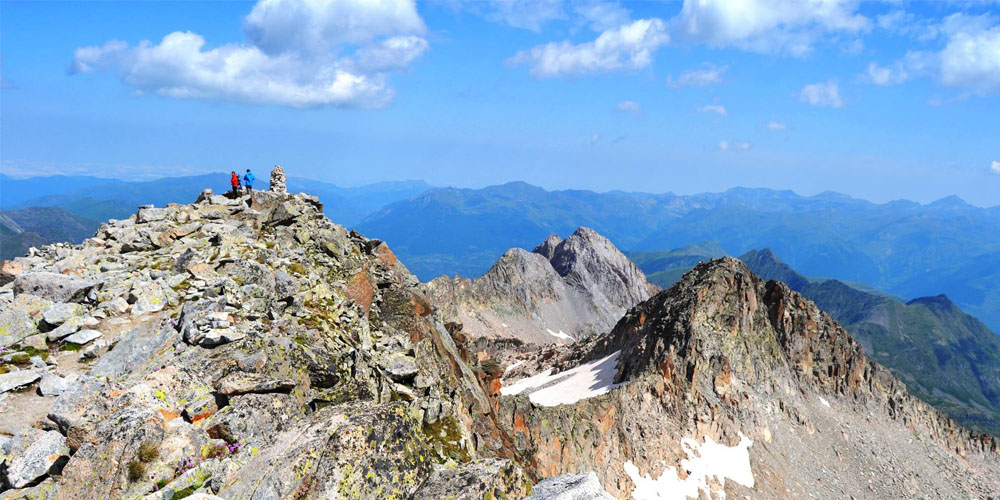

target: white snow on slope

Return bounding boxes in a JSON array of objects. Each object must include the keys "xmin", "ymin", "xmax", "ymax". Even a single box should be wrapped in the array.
[
  {"xmin": 499, "ymin": 351, "xmax": 623, "ymax": 407},
  {"xmin": 819, "ymin": 396, "xmax": 831, "ymax": 408},
  {"xmin": 546, "ymin": 328, "xmax": 575, "ymax": 341},
  {"xmin": 625, "ymin": 433, "xmax": 754, "ymax": 500}
]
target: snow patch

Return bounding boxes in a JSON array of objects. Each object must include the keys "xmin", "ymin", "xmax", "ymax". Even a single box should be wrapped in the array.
[
  {"xmin": 502, "ymin": 360, "xmax": 525, "ymax": 378},
  {"xmin": 546, "ymin": 328, "xmax": 575, "ymax": 341},
  {"xmin": 502, "ymin": 323, "xmax": 509, "ymax": 328},
  {"xmin": 624, "ymin": 433, "xmax": 754, "ymax": 500},
  {"xmin": 819, "ymin": 396, "xmax": 830, "ymax": 408},
  {"xmin": 499, "ymin": 351, "xmax": 623, "ymax": 406}
]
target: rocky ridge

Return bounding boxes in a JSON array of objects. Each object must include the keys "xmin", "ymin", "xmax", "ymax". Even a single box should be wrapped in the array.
[
  {"xmin": 0, "ymin": 180, "xmax": 533, "ymax": 499},
  {"xmin": 494, "ymin": 258, "xmax": 1000, "ymax": 498},
  {"xmin": 425, "ymin": 227, "xmax": 657, "ymax": 345}
]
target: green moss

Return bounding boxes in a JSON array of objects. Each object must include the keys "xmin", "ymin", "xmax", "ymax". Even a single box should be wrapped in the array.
[
  {"xmin": 0, "ymin": 364, "xmax": 9, "ymax": 375},
  {"xmin": 288, "ymin": 262, "xmax": 307, "ymax": 276},
  {"xmin": 169, "ymin": 472, "xmax": 210, "ymax": 500},
  {"xmin": 8, "ymin": 353, "xmax": 30, "ymax": 365},
  {"xmin": 59, "ymin": 342, "xmax": 83, "ymax": 352}
]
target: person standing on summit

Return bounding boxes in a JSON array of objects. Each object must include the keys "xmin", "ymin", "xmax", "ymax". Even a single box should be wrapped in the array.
[
  {"xmin": 243, "ymin": 169, "xmax": 255, "ymax": 194},
  {"xmin": 230, "ymin": 171, "xmax": 241, "ymax": 198}
]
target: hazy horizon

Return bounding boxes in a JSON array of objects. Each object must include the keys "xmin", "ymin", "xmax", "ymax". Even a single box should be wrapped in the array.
[{"xmin": 2, "ymin": 0, "xmax": 998, "ymax": 205}]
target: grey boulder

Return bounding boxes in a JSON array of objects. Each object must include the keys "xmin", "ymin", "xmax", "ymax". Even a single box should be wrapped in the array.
[
  {"xmin": 2, "ymin": 429, "xmax": 70, "ymax": 488},
  {"xmin": 525, "ymin": 472, "xmax": 615, "ymax": 500},
  {"xmin": 14, "ymin": 272, "xmax": 97, "ymax": 303}
]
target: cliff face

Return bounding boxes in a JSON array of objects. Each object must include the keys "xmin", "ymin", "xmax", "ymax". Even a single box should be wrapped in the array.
[
  {"xmin": 494, "ymin": 258, "xmax": 1000, "ymax": 499},
  {"xmin": 425, "ymin": 227, "xmax": 657, "ymax": 345}
]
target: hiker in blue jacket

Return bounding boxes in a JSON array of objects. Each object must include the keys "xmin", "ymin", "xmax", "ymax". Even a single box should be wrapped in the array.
[{"xmin": 243, "ymin": 169, "xmax": 255, "ymax": 194}]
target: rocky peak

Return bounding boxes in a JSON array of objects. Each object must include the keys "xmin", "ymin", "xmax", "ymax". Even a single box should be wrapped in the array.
[
  {"xmin": 543, "ymin": 227, "xmax": 658, "ymax": 309},
  {"xmin": 425, "ymin": 227, "xmax": 657, "ymax": 345}
]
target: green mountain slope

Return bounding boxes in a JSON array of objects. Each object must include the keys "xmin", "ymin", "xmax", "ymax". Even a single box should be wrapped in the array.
[
  {"xmin": 739, "ymin": 249, "xmax": 1000, "ymax": 434},
  {"xmin": 0, "ymin": 207, "xmax": 100, "ymax": 260}
]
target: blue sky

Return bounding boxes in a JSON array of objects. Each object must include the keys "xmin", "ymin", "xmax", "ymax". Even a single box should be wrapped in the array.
[{"xmin": 1, "ymin": 0, "xmax": 998, "ymax": 206}]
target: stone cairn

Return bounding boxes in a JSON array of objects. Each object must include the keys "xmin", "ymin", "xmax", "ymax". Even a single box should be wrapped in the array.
[{"xmin": 270, "ymin": 165, "xmax": 287, "ymax": 193}]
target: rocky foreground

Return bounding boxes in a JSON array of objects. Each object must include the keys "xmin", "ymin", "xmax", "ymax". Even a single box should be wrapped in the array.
[{"xmin": 1, "ymin": 176, "xmax": 999, "ymax": 499}]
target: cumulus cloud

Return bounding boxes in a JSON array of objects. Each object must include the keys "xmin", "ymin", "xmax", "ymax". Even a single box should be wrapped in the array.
[
  {"xmin": 697, "ymin": 104, "xmax": 727, "ymax": 116},
  {"xmin": 992, "ymin": 160, "xmax": 1000, "ymax": 174},
  {"xmin": 616, "ymin": 100, "xmax": 642, "ymax": 114},
  {"xmin": 865, "ymin": 13, "xmax": 1000, "ymax": 95},
  {"xmin": 508, "ymin": 18, "xmax": 669, "ymax": 77},
  {"xmin": 70, "ymin": 0, "xmax": 428, "ymax": 108},
  {"xmin": 666, "ymin": 63, "xmax": 728, "ymax": 88},
  {"xmin": 243, "ymin": 0, "xmax": 425, "ymax": 53},
  {"xmin": 585, "ymin": 133, "xmax": 601, "ymax": 145},
  {"xmin": 800, "ymin": 80, "xmax": 843, "ymax": 107},
  {"xmin": 767, "ymin": 119, "xmax": 787, "ymax": 130},
  {"xmin": 671, "ymin": 0, "xmax": 870, "ymax": 55}
]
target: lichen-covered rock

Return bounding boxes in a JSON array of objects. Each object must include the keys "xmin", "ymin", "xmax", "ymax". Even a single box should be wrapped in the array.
[
  {"xmin": 525, "ymin": 472, "xmax": 614, "ymax": 500},
  {"xmin": 0, "ymin": 307, "xmax": 36, "ymax": 349},
  {"xmin": 13, "ymin": 272, "xmax": 97, "ymax": 303},
  {"xmin": 2, "ymin": 429, "xmax": 69, "ymax": 488},
  {"xmin": 41, "ymin": 303, "xmax": 84, "ymax": 327},
  {"xmin": 62, "ymin": 329, "xmax": 101, "ymax": 345},
  {"xmin": 412, "ymin": 459, "xmax": 531, "ymax": 500},
  {"xmin": 37, "ymin": 373, "xmax": 72, "ymax": 397},
  {"xmin": 129, "ymin": 282, "xmax": 167, "ymax": 315},
  {"xmin": 0, "ymin": 370, "xmax": 41, "ymax": 394}
]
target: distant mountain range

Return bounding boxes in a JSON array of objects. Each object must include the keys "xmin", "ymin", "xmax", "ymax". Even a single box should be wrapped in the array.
[
  {"xmin": 4, "ymin": 174, "xmax": 1000, "ymax": 335},
  {"xmin": 0, "ymin": 173, "xmax": 433, "ymax": 227},
  {"xmin": 355, "ymin": 182, "xmax": 1000, "ymax": 334}
]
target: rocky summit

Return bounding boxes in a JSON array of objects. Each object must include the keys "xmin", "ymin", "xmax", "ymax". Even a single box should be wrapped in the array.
[
  {"xmin": 425, "ymin": 227, "xmax": 658, "ymax": 345},
  {"xmin": 0, "ymin": 175, "xmax": 999, "ymax": 499}
]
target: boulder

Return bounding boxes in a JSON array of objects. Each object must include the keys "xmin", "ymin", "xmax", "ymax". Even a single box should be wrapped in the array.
[
  {"xmin": 2, "ymin": 429, "xmax": 70, "ymax": 489},
  {"xmin": 47, "ymin": 375, "xmax": 106, "ymax": 433},
  {"xmin": 129, "ymin": 282, "xmax": 168, "ymax": 316},
  {"xmin": 42, "ymin": 303, "xmax": 85, "ymax": 327},
  {"xmin": 525, "ymin": 472, "xmax": 615, "ymax": 500},
  {"xmin": 38, "ymin": 373, "xmax": 72, "ymax": 397},
  {"xmin": 90, "ymin": 323, "xmax": 177, "ymax": 378},
  {"xmin": 0, "ymin": 370, "xmax": 41, "ymax": 394},
  {"xmin": 412, "ymin": 459, "xmax": 530, "ymax": 500},
  {"xmin": 14, "ymin": 272, "xmax": 97, "ymax": 303},
  {"xmin": 63, "ymin": 329, "xmax": 102, "ymax": 345},
  {"xmin": 45, "ymin": 321, "xmax": 80, "ymax": 342},
  {"xmin": 381, "ymin": 354, "xmax": 419, "ymax": 382},
  {"xmin": 136, "ymin": 207, "xmax": 169, "ymax": 224},
  {"xmin": 268, "ymin": 201, "xmax": 301, "ymax": 226},
  {"xmin": 0, "ymin": 307, "xmax": 36, "ymax": 349}
]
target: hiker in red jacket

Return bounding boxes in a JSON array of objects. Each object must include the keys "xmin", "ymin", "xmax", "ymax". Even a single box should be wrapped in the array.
[{"xmin": 230, "ymin": 171, "xmax": 240, "ymax": 198}]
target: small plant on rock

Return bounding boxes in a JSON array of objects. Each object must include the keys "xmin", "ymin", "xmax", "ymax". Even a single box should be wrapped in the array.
[
  {"xmin": 138, "ymin": 441, "xmax": 160, "ymax": 463},
  {"xmin": 127, "ymin": 460, "xmax": 147, "ymax": 482}
]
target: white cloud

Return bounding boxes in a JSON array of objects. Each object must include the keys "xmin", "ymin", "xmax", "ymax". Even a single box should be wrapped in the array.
[
  {"xmin": 800, "ymin": 80, "xmax": 843, "ymax": 107},
  {"xmin": 509, "ymin": 18, "xmax": 669, "ymax": 78},
  {"xmin": 865, "ymin": 14, "xmax": 1000, "ymax": 95},
  {"xmin": 486, "ymin": 0, "xmax": 566, "ymax": 32},
  {"xmin": 697, "ymin": 104, "xmax": 727, "ymax": 116},
  {"xmin": 573, "ymin": 0, "xmax": 631, "ymax": 32},
  {"xmin": 243, "ymin": 0, "xmax": 425, "ymax": 53},
  {"xmin": 767, "ymin": 119, "xmax": 787, "ymax": 131},
  {"xmin": 585, "ymin": 133, "xmax": 600, "ymax": 145},
  {"xmin": 992, "ymin": 160, "xmax": 1000, "ymax": 174},
  {"xmin": 70, "ymin": 0, "xmax": 428, "ymax": 108},
  {"xmin": 671, "ymin": 0, "xmax": 870, "ymax": 55},
  {"xmin": 616, "ymin": 100, "xmax": 642, "ymax": 114},
  {"xmin": 876, "ymin": 10, "xmax": 939, "ymax": 40},
  {"xmin": 666, "ymin": 63, "xmax": 728, "ymax": 88},
  {"xmin": 718, "ymin": 140, "xmax": 749, "ymax": 151},
  {"xmin": 865, "ymin": 61, "xmax": 910, "ymax": 85}
]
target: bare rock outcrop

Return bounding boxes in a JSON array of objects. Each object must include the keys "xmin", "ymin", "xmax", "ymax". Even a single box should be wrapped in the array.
[{"xmin": 425, "ymin": 227, "xmax": 657, "ymax": 345}]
